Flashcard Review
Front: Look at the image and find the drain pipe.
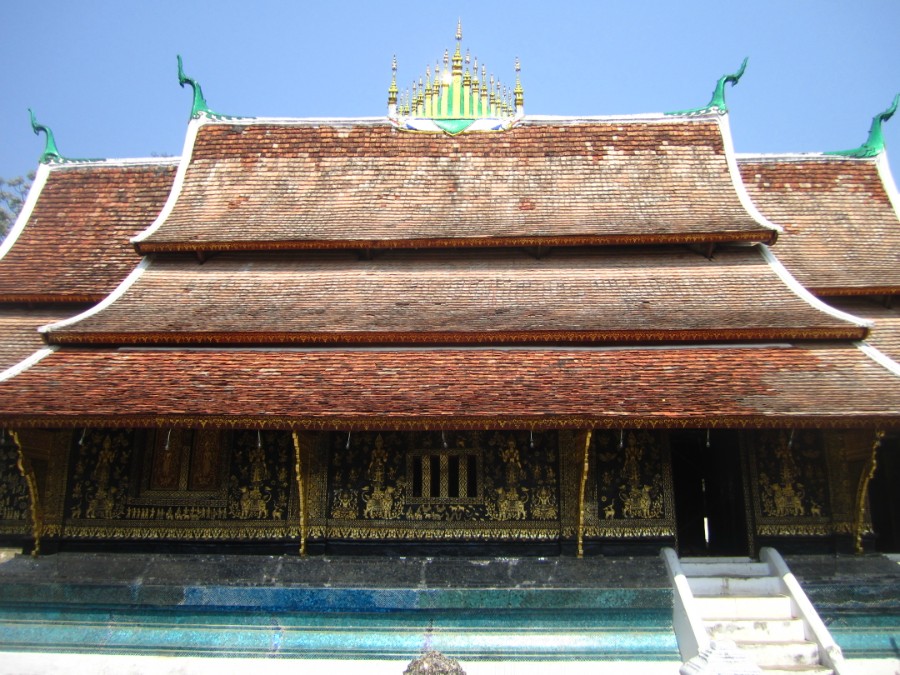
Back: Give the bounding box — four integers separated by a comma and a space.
760, 547, 847, 675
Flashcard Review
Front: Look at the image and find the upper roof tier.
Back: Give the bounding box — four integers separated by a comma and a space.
0, 160, 177, 303
739, 154, 900, 295
42, 245, 865, 346
133, 115, 778, 253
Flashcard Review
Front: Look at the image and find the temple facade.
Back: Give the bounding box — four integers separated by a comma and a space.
0, 30, 899, 560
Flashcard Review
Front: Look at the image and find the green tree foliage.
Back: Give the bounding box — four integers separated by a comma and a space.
0, 172, 35, 240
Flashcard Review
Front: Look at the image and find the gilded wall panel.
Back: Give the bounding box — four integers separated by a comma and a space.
0, 431, 28, 536
824, 430, 875, 537
584, 430, 676, 539
63, 429, 299, 541
747, 430, 832, 537
322, 431, 561, 540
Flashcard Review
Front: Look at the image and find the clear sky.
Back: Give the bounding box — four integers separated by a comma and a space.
2, 1, 899, 181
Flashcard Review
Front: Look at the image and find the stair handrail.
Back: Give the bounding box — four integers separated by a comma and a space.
661, 547, 710, 661
759, 547, 847, 675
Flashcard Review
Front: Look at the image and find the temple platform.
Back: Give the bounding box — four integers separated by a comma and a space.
0, 552, 896, 674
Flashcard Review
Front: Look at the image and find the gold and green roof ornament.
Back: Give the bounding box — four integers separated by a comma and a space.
826, 93, 899, 158
667, 57, 748, 116
388, 21, 524, 134
28, 109, 98, 164
177, 55, 241, 121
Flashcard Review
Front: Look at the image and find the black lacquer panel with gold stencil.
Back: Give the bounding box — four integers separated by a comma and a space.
585, 430, 676, 539
324, 431, 561, 541
747, 430, 831, 537
0, 431, 28, 536
62, 429, 298, 540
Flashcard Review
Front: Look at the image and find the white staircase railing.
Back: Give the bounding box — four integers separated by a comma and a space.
759, 547, 846, 674
662, 546, 848, 675
660, 547, 712, 661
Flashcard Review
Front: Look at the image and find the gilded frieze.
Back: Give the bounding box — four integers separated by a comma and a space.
63, 429, 298, 540
323, 431, 561, 540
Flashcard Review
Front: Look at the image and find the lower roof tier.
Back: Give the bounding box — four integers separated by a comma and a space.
1, 343, 898, 429
0, 308, 71, 373
43, 246, 865, 346
826, 297, 900, 363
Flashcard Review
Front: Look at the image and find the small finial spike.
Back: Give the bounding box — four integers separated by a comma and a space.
456, 18, 462, 41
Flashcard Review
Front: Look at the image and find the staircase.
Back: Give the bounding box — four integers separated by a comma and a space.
662, 547, 846, 675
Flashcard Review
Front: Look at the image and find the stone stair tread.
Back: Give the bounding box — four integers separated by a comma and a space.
705, 617, 806, 641
688, 575, 784, 596
679, 557, 756, 563
734, 638, 820, 667
758, 668, 832, 675
681, 561, 771, 577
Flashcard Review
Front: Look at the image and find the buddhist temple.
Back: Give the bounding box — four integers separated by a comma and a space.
0, 25, 898, 673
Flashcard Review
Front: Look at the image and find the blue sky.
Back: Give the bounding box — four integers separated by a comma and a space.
2, 1, 899, 181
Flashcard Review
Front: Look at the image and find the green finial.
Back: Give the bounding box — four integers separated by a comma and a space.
28, 109, 63, 163
177, 54, 213, 119
667, 57, 749, 116
827, 94, 900, 158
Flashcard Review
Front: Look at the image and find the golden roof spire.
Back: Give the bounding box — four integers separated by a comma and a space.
388, 22, 524, 132
514, 57, 524, 111
387, 55, 398, 106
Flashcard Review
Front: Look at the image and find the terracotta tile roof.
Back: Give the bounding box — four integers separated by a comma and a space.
0, 308, 68, 371
136, 118, 774, 252
739, 156, 900, 294
0, 161, 177, 303
0, 344, 897, 429
46, 246, 863, 345
826, 297, 900, 362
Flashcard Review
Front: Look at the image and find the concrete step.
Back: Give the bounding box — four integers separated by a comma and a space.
758, 668, 833, 675
689, 575, 783, 597
681, 561, 771, 577
693, 594, 794, 620
736, 640, 820, 668
680, 557, 756, 564
706, 617, 806, 642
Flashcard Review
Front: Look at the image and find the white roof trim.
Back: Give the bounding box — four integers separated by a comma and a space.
0, 346, 58, 383
38, 257, 151, 333
183, 112, 719, 127
856, 341, 900, 377
131, 118, 204, 244
735, 152, 871, 163
0, 163, 50, 262
876, 151, 900, 223
717, 115, 783, 234
759, 245, 872, 327
46, 156, 180, 169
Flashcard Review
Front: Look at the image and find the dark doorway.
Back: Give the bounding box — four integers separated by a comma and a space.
670, 430, 750, 556
869, 435, 900, 552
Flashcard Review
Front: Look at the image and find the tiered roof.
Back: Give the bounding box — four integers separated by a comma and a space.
0, 160, 177, 303
0, 41, 898, 429
0, 155, 176, 372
